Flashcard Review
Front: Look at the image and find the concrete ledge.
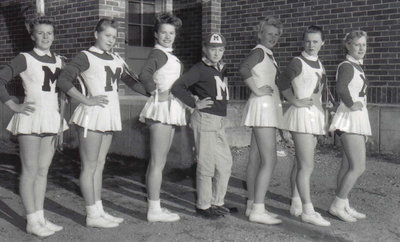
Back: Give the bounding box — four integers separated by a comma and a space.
1, 97, 400, 161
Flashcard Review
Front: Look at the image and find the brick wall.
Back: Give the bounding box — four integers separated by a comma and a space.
221, 0, 400, 103
99, 0, 126, 57
0, 0, 99, 61
173, 0, 203, 70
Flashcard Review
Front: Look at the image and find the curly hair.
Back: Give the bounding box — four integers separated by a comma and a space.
302, 25, 324, 41
95, 18, 118, 33
255, 16, 283, 37
28, 16, 55, 35
343, 30, 367, 46
154, 12, 182, 33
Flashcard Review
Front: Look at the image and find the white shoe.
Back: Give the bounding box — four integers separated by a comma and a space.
249, 211, 282, 225
245, 207, 251, 216
345, 206, 366, 219
26, 222, 55, 237
290, 204, 302, 217
301, 212, 331, 226
246, 208, 277, 218
102, 211, 124, 223
86, 216, 119, 228
43, 219, 63, 232
329, 206, 357, 222
147, 208, 180, 222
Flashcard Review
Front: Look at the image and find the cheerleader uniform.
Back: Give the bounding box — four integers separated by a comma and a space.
0, 48, 68, 135
139, 44, 186, 126
329, 55, 371, 136
57, 46, 145, 133
240, 44, 283, 128
278, 51, 326, 135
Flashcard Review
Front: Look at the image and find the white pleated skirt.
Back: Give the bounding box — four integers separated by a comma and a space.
139, 95, 186, 126
7, 104, 68, 135
241, 93, 283, 128
70, 92, 121, 132
329, 103, 371, 136
283, 104, 326, 135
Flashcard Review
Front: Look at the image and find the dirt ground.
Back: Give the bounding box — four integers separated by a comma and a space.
0, 139, 399, 242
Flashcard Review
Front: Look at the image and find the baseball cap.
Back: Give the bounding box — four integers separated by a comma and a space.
203, 33, 226, 47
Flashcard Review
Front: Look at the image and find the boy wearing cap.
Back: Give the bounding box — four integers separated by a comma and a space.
171, 33, 232, 219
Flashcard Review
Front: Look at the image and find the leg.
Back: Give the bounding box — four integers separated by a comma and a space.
292, 132, 330, 226
336, 134, 366, 199
91, 133, 124, 223
78, 128, 118, 228
247, 127, 282, 225
330, 133, 366, 221
252, 127, 278, 204
212, 129, 232, 207
18, 135, 54, 237
18, 135, 41, 215
336, 150, 349, 189
245, 132, 260, 215
34, 135, 64, 231
93, 133, 113, 202
146, 122, 179, 222
146, 123, 175, 200
291, 132, 315, 205
34, 136, 56, 213
78, 128, 103, 206
290, 154, 302, 217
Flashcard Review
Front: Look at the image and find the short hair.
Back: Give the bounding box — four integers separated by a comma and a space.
255, 16, 283, 36
28, 16, 55, 35
154, 12, 182, 33
303, 25, 324, 41
95, 18, 118, 33
343, 30, 368, 46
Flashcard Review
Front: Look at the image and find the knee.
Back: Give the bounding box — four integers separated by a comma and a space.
37, 166, 50, 178
149, 159, 166, 172
81, 161, 97, 174
351, 164, 366, 177
298, 162, 314, 174
21, 163, 38, 176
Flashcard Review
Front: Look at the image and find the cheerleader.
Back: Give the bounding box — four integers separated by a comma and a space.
278, 26, 330, 226
239, 16, 283, 225
138, 13, 185, 222
0, 17, 67, 237
328, 30, 369, 222
57, 18, 145, 228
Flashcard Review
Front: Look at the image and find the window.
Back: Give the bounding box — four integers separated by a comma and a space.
127, 0, 156, 47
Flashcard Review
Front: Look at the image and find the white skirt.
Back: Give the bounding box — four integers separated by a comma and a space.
241, 93, 283, 128
139, 95, 186, 126
70, 93, 121, 132
283, 104, 326, 135
7, 105, 68, 135
329, 103, 371, 136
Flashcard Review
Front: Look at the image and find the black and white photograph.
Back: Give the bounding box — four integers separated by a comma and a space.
0, 0, 399, 241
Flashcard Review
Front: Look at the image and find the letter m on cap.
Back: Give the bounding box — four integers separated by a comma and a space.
210, 34, 222, 44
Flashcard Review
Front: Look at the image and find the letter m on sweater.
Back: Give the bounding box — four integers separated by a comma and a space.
215, 76, 229, 100
104, 66, 122, 91
42, 66, 61, 92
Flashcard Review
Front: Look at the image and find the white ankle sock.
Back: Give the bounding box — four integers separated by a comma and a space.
86, 204, 100, 218
36, 210, 45, 223
303, 203, 315, 214
95, 200, 105, 214
148, 199, 161, 211
252, 203, 265, 214
344, 198, 351, 209
333, 196, 346, 209
27, 212, 37, 225
291, 197, 302, 206
246, 200, 253, 209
